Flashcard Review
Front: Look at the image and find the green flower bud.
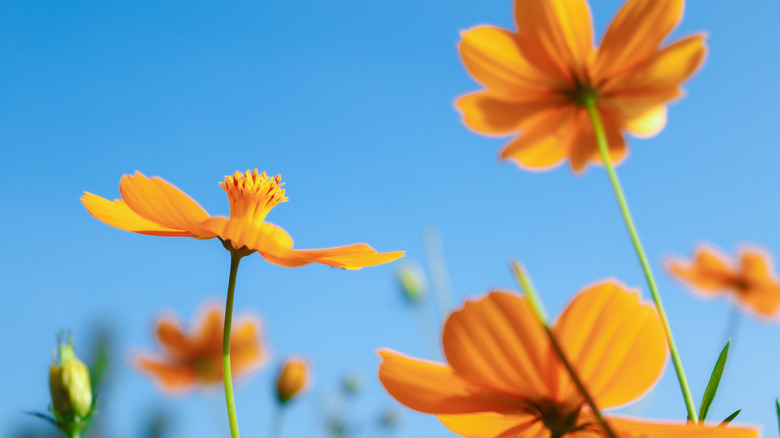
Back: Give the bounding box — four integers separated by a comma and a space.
398, 264, 426, 303
49, 339, 92, 420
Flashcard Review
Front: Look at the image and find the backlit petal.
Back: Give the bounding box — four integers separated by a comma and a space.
119, 172, 211, 231
608, 416, 759, 438
667, 246, 734, 292
155, 318, 193, 359
134, 356, 198, 393
194, 307, 224, 353
514, 0, 594, 83
739, 248, 775, 286
553, 281, 666, 409
438, 412, 541, 438
625, 105, 667, 139
601, 35, 707, 96
442, 291, 552, 400
499, 105, 574, 171
568, 109, 627, 173
81, 193, 196, 236
456, 92, 559, 136
595, 0, 683, 80
458, 26, 558, 94
230, 320, 266, 377
378, 349, 523, 414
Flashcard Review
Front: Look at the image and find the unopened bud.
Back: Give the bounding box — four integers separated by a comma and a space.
49, 338, 92, 420
276, 358, 310, 405
398, 264, 426, 303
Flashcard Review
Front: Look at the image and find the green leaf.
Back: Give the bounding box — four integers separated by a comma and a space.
719, 409, 741, 426
24, 411, 57, 426
89, 346, 109, 395
699, 340, 730, 421
776, 398, 780, 436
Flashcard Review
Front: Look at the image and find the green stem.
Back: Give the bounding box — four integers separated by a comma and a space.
584, 99, 698, 422
270, 405, 285, 438
511, 262, 618, 438
223, 251, 243, 438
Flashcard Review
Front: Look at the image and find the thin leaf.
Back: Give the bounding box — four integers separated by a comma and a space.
24, 411, 58, 426
776, 398, 780, 436
699, 340, 730, 421
719, 409, 741, 426
90, 346, 109, 393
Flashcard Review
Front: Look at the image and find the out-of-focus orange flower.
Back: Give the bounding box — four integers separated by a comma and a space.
667, 245, 780, 319
82, 170, 404, 269
135, 304, 266, 393
378, 281, 758, 438
457, 0, 707, 172
276, 357, 310, 404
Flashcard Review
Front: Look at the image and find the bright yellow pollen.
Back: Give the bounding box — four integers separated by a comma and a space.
221, 169, 288, 226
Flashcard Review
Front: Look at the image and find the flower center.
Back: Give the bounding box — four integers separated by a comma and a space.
532, 399, 587, 438
221, 169, 288, 227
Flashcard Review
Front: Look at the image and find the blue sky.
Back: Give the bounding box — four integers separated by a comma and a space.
2, 0, 780, 437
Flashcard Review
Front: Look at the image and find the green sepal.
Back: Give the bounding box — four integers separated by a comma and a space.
699, 340, 730, 421
719, 409, 741, 426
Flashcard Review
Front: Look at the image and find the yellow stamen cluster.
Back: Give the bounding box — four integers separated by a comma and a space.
221, 169, 288, 226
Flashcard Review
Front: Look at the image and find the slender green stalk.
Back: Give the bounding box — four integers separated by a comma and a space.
69, 431, 81, 438
584, 98, 698, 422
511, 262, 618, 438
270, 405, 285, 438
223, 251, 244, 438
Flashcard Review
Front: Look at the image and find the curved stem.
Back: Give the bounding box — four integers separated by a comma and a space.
223, 251, 243, 438
584, 99, 698, 422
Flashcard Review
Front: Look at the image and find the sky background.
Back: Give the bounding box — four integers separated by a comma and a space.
2, 0, 780, 437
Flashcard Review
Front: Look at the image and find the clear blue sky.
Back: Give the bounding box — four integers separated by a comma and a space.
2, 0, 780, 437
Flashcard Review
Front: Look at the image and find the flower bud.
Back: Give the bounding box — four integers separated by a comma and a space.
49, 339, 92, 420
276, 358, 309, 405
398, 264, 426, 303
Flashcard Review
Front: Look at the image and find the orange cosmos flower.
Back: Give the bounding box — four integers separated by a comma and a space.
667, 245, 780, 319
457, 0, 707, 172
135, 304, 266, 393
81, 170, 404, 269
378, 281, 758, 438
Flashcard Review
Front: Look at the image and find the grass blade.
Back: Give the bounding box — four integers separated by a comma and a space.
699, 340, 730, 421
719, 409, 741, 426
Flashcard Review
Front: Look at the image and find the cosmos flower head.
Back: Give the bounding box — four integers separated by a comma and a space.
456, 0, 707, 172
378, 281, 758, 437
134, 304, 266, 393
82, 169, 405, 269
667, 244, 780, 320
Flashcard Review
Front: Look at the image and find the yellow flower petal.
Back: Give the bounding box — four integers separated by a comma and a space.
438, 412, 541, 438
608, 416, 759, 438
458, 26, 558, 94
595, 0, 684, 80
155, 318, 193, 359
456, 92, 558, 136
553, 281, 667, 409
625, 105, 667, 139
377, 349, 522, 415
118, 172, 211, 232
568, 109, 627, 173
133, 357, 198, 393
81, 193, 195, 236
442, 291, 552, 400
499, 105, 574, 170
602, 35, 707, 96
513, 0, 594, 83
667, 246, 734, 293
